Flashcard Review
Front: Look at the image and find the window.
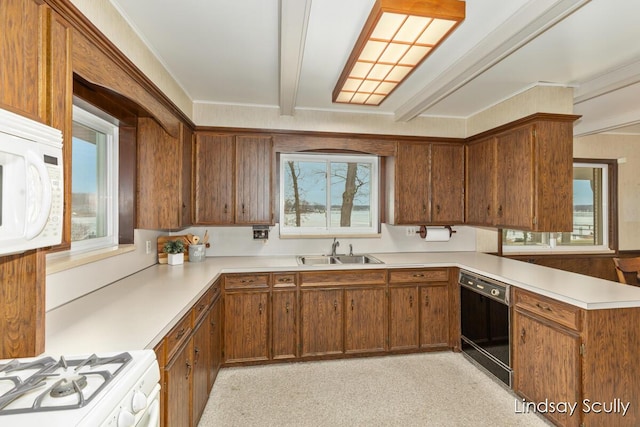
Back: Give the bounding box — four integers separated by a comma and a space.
502, 161, 613, 253
70, 104, 119, 252
279, 153, 379, 236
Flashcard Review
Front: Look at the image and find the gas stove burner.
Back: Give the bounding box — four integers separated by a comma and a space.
49, 375, 88, 398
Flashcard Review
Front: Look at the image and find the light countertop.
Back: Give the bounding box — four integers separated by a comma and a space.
44, 251, 640, 356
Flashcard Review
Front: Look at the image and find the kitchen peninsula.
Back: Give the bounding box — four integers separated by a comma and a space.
45, 251, 640, 427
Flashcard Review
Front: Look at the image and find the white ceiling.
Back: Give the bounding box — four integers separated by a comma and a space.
109, 0, 640, 136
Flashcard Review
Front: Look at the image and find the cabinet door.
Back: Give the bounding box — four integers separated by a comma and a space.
419, 284, 449, 348
235, 135, 273, 224
193, 133, 235, 224
208, 296, 222, 390
465, 137, 497, 225
224, 291, 269, 363
180, 124, 193, 227
394, 142, 430, 224
513, 310, 581, 427
495, 125, 535, 229
137, 117, 183, 229
0, 0, 46, 120
165, 339, 193, 427
430, 144, 465, 224
344, 288, 386, 353
272, 290, 298, 359
389, 286, 419, 351
301, 289, 343, 357
192, 315, 210, 425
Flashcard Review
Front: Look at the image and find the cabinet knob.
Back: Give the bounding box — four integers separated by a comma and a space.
520, 328, 526, 344
498, 205, 503, 217
224, 204, 228, 214
425, 295, 430, 306
436, 204, 441, 215
409, 295, 413, 307
422, 203, 427, 214
285, 302, 290, 313
351, 299, 355, 311
334, 300, 338, 311
258, 302, 263, 314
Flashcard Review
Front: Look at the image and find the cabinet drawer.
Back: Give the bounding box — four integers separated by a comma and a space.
514, 289, 582, 331
165, 313, 193, 361
389, 269, 449, 283
192, 286, 216, 326
225, 274, 270, 290
300, 270, 386, 287
273, 273, 297, 288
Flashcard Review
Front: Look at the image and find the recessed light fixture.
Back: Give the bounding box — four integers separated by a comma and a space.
333, 0, 465, 106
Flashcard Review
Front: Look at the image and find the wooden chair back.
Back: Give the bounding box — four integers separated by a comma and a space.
613, 257, 640, 285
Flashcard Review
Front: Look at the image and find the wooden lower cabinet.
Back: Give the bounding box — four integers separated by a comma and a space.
345, 288, 386, 353
388, 269, 451, 351
301, 289, 344, 357
165, 337, 193, 427
389, 286, 419, 350
158, 281, 220, 427
419, 285, 449, 348
272, 289, 298, 359
192, 310, 211, 424
512, 287, 640, 427
513, 309, 581, 427
208, 295, 223, 389
223, 290, 269, 363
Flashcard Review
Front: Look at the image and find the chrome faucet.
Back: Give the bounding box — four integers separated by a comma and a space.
331, 238, 340, 256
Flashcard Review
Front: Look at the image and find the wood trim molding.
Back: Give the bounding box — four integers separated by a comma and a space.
467, 113, 581, 142
44, 0, 193, 134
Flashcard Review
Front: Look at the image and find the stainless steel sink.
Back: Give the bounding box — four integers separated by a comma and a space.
296, 255, 340, 265
296, 254, 383, 265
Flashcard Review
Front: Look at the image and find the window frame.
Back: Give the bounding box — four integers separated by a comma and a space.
502, 159, 617, 254
279, 152, 380, 237
69, 104, 119, 253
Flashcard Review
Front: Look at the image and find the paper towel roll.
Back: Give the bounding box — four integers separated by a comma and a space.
423, 228, 451, 242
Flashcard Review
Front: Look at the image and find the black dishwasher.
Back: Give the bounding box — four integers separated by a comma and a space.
459, 270, 512, 387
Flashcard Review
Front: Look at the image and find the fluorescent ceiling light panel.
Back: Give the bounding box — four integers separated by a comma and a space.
333, 0, 465, 106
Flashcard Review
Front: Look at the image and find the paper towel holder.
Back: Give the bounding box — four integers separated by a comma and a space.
419, 225, 456, 239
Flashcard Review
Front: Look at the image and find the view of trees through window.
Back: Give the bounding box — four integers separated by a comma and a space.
281, 154, 378, 234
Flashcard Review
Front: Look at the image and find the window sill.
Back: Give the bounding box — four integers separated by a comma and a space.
46, 244, 136, 274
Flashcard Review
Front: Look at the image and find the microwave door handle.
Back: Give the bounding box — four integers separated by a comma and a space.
24, 150, 52, 240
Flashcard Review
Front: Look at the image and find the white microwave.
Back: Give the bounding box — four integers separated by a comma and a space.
0, 108, 64, 256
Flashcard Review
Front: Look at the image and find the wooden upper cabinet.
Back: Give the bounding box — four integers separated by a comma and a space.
235, 135, 273, 224
0, 0, 45, 120
495, 125, 535, 230
391, 141, 464, 225
137, 118, 191, 230
193, 133, 235, 224
430, 144, 465, 224
394, 142, 431, 224
465, 114, 578, 231
465, 137, 496, 225
193, 133, 273, 225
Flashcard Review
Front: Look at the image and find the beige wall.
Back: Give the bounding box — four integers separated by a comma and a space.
574, 133, 640, 251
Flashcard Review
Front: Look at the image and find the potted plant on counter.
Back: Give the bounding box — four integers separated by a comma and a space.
163, 239, 185, 265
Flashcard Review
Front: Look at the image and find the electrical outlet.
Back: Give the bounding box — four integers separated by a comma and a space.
145, 240, 152, 254
405, 227, 415, 237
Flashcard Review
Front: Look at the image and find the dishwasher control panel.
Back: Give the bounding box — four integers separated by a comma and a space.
458, 270, 509, 304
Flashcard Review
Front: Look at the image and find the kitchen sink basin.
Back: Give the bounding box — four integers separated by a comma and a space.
297, 255, 340, 265
296, 254, 383, 265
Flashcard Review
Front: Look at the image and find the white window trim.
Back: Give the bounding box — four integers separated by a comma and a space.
502, 162, 611, 254
70, 105, 119, 254
279, 153, 380, 237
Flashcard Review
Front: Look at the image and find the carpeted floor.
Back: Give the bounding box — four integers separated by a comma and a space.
198, 352, 551, 427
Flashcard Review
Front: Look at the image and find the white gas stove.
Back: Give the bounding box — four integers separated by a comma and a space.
0, 350, 160, 426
